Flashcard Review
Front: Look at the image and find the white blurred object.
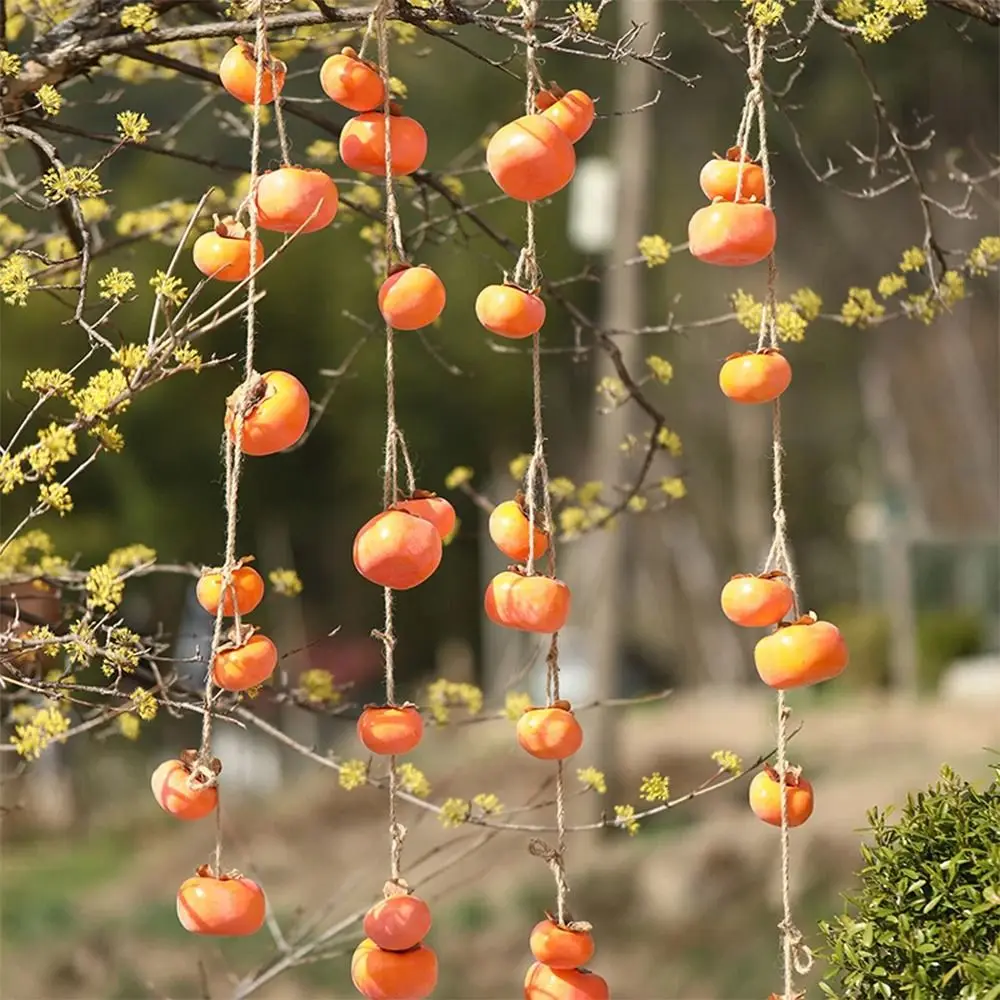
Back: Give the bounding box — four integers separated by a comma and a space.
568, 158, 619, 254
214, 727, 283, 794
527, 627, 594, 705
940, 654, 1000, 701
846, 500, 887, 542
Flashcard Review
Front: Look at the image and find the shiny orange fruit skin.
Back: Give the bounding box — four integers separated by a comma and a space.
339, 112, 428, 176
529, 919, 595, 969
211, 633, 278, 692
357, 706, 424, 756
516, 706, 583, 761
351, 938, 438, 1000
754, 619, 848, 689
719, 351, 792, 404
353, 510, 443, 590
486, 115, 576, 202
150, 759, 218, 820
524, 961, 610, 1000
475, 285, 546, 339
485, 571, 570, 633
392, 495, 456, 540
378, 266, 446, 331
196, 565, 265, 617
363, 894, 432, 952
320, 50, 385, 112
254, 167, 339, 234
540, 89, 595, 144
688, 200, 776, 266
177, 874, 266, 936
749, 768, 814, 827
219, 43, 285, 105
720, 574, 793, 627
225, 370, 310, 456
699, 155, 766, 203
488, 500, 549, 563
192, 229, 264, 283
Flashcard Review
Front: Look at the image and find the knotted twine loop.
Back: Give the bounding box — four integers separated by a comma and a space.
736, 23, 812, 999
515, 0, 570, 929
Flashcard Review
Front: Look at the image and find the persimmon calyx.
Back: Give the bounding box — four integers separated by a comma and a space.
209, 214, 251, 240
179, 749, 223, 777
723, 145, 756, 163
218, 622, 259, 652
404, 488, 439, 501
194, 863, 246, 880
387, 100, 404, 117
542, 909, 592, 932
760, 569, 788, 580
226, 371, 269, 420
361, 700, 420, 712
199, 554, 256, 576
762, 761, 803, 786
382, 878, 413, 899
234, 36, 285, 73
774, 612, 818, 630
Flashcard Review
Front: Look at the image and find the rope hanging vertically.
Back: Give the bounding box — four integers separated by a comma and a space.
736, 25, 814, 1000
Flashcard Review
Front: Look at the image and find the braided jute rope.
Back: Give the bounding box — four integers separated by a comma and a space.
736, 24, 814, 998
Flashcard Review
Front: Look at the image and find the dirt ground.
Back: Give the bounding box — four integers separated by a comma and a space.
2, 690, 997, 1000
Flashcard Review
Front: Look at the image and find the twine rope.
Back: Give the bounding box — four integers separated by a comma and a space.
737, 25, 813, 998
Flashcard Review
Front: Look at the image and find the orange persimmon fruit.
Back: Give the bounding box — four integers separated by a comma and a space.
177, 866, 266, 936
688, 198, 776, 266
529, 917, 595, 969
211, 629, 278, 692
720, 571, 793, 628
392, 491, 456, 541
475, 284, 546, 339
539, 87, 595, 144
150, 755, 218, 821
488, 498, 549, 563
754, 616, 848, 689
524, 962, 610, 1000
193, 216, 264, 283
749, 763, 814, 827
486, 114, 576, 202
719, 349, 792, 404
254, 166, 339, 234
378, 265, 446, 331
351, 937, 438, 1000
219, 38, 285, 105
339, 104, 427, 176
516, 702, 583, 761
225, 370, 310, 456
699, 146, 766, 203
485, 570, 570, 634
196, 561, 265, 617
320, 46, 385, 112
353, 510, 442, 590
357, 705, 424, 756
364, 891, 432, 952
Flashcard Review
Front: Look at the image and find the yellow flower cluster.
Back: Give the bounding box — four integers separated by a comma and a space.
10, 704, 71, 759
426, 679, 484, 724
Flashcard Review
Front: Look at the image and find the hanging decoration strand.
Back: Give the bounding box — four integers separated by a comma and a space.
739, 24, 814, 1000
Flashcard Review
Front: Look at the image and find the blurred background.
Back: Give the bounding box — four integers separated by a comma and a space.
1, 1, 998, 997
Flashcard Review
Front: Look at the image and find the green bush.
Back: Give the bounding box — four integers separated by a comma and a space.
819, 761, 1000, 999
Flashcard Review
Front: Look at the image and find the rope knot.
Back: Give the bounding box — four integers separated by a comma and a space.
778, 918, 815, 975
180, 749, 222, 792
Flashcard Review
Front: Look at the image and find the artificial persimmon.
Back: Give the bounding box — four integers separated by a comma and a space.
351, 937, 438, 1000
719, 349, 792, 404
516, 702, 583, 761
720, 572, 793, 628
485, 570, 570, 633
196, 561, 265, 617
529, 917, 595, 969
378, 265, 446, 331
357, 705, 424, 756
353, 510, 442, 590
320, 46, 385, 112
699, 146, 766, 203
486, 114, 576, 202
392, 491, 456, 540
749, 763, 814, 827
754, 616, 848, 689
339, 105, 427, 176
193, 216, 264, 283
219, 38, 285, 105
177, 866, 266, 936
254, 166, 339, 234
225, 370, 310, 456
364, 891, 432, 952
539, 87, 595, 144
150, 755, 218, 821
524, 962, 609, 1000
688, 198, 776, 266
475, 284, 546, 339
488, 498, 549, 563
211, 629, 278, 692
